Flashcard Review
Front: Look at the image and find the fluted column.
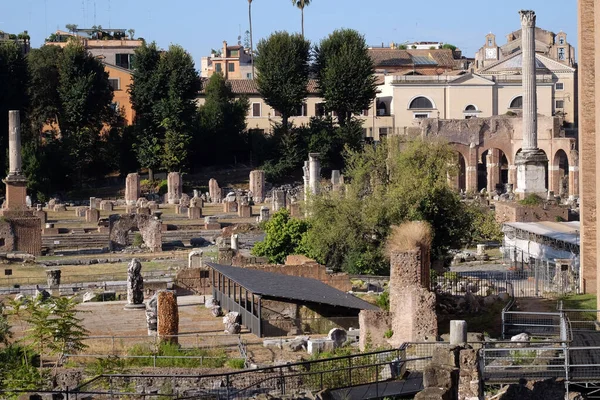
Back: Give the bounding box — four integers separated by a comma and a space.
520, 10, 538, 151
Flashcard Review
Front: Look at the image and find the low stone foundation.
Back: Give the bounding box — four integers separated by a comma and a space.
494, 201, 569, 223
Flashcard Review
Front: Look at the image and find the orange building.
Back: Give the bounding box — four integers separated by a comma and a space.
103, 63, 135, 125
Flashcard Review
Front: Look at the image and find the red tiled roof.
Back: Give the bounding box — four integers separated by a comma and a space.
199, 78, 320, 95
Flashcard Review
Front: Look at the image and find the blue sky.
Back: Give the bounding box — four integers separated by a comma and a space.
3, 0, 577, 71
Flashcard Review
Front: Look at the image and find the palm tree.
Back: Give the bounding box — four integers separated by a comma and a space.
292, 0, 311, 38
248, 0, 255, 78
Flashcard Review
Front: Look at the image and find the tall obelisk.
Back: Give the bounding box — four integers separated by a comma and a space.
3, 110, 28, 210
514, 10, 548, 198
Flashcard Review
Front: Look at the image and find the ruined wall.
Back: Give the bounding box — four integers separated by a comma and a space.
157, 291, 179, 344
494, 202, 569, 223
109, 214, 162, 252
388, 249, 438, 347
0, 219, 15, 253
358, 310, 392, 351
174, 268, 212, 295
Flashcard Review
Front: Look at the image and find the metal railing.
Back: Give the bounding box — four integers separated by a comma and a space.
73, 346, 430, 398
501, 311, 563, 339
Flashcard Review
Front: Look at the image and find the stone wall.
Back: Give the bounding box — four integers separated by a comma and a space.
388, 249, 437, 347
494, 202, 569, 223
0, 219, 15, 253
109, 214, 162, 252
174, 268, 212, 295
358, 310, 392, 351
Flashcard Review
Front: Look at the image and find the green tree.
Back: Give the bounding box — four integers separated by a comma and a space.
314, 29, 377, 127
155, 45, 200, 171
197, 73, 249, 165
252, 208, 310, 263
130, 41, 163, 181
65, 24, 78, 33
302, 137, 470, 273
442, 43, 457, 51
255, 31, 310, 128
292, 0, 312, 38
0, 41, 28, 177
464, 202, 503, 245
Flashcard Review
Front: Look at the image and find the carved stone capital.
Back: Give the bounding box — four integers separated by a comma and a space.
519, 10, 536, 27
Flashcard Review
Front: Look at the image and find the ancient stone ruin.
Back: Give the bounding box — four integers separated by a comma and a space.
125, 259, 145, 310
157, 291, 179, 344
167, 172, 182, 205
209, 178, 222, 203
125, 173, 140, 206
249, 170, 266, 203
108, 214, 162, 252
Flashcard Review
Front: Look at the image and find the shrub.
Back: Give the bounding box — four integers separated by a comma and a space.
132, 233, 144, 247
157, 180, 168, 196
384, 329, 394, 339
376, 291, 390, 311
518, 194, 543, 206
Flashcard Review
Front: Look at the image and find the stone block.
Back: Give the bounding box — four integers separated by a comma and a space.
205, 222, 221, 230
188, 206, 202, 220
99, 200, 113, 212
414, 387, 454, 400
85, 208, 100, 223
307, 339, 335, 354
35, 210, 47, 225
97, 226, 110, 234
53, 204, 66, 212
238, 205, 251, 218
125, 205, 136, 214
42, 228, 59, 235
125, 173, 140, 205
223, 201, 238, 213
423, 364, 458, 390
432, 345, 460, 368
147, 201, 159, 211
75, 207, 87, 218
289, 203, 301, 218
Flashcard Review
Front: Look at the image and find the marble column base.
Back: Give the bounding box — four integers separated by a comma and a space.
515, 149, 548, 198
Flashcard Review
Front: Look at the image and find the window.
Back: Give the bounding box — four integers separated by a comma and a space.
315, 103, 326, 117
273, 109, 281, 117
408, 96, 434, 109
252, 103, 261, 117
115, 53, 134, 70
558, 48, 565, 60
559, 37, 565, 45
108, 78, 120, 91
110, 102, 120, 113
509, 96, 523, 109
464, 104, 477, 111
362, 109, 369, 117
230, 50, 239, 57
555, 100, 565, 109
379, 127, 389, 137
488, 38, 493, 46
292, 103, 307, 117
377, 101, 388, 116
200, 270, 210, 279
556, 82, 564, 91
414, 113, 430, 119
246, 73, 252, 79
228, 63, 235, 72
215, 63, 222, 73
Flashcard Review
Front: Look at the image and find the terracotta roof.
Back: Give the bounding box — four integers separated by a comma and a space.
368, 48, 458, 69
199, 78, 320, 95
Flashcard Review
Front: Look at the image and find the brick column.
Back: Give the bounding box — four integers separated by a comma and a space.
549, 164, 560, 194
466, 145, 478, 193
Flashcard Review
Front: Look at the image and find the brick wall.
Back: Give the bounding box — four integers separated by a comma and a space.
494, 202, 569, 224
9, 217, 42, 256
579, 0, 597, 295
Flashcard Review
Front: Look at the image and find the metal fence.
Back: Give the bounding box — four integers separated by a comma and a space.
262, 316, 360, 337
70, 346, 430, 399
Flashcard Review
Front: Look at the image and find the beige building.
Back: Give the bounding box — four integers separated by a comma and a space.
196, 78, 395, 138
475, 27, 575, 71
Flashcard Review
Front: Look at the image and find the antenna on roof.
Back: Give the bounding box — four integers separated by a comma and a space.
238, 35, 242, 46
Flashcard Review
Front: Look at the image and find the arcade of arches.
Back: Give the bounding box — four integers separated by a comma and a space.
417, 115, 578, 198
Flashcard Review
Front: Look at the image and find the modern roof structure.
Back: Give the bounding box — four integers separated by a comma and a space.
207, 262, 379, 311
199, 79, 320, 96
504, 221, 580, 247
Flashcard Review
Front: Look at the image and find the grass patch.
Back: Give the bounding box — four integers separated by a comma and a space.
126, 342, 228, 368
560, 294, 597, 310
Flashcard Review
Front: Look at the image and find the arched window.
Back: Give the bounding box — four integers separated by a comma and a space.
409, 96, 434, 109
509, 96, 523, 109
464, 104, 477, 112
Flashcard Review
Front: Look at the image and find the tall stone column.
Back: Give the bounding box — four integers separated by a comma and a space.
514, 10, 548, 198
465, 144, 478, 193
167, 172, 182, 205
249, 170, 265, 203
302, 161, 310, 200
308, 153, 321, 195
125, 173, 140, 206
4, 111, 28, 210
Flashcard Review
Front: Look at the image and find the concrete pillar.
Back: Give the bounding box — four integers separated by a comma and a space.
450, 320, 467, 346
309, 153, 321, 195
8, 111, 22, 176
125, 173, 140, 206
515, 10, 548, 198
249, 170, 265, 203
